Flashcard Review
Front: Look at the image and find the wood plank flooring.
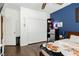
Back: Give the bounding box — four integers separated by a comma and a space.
4, 42, 46, 56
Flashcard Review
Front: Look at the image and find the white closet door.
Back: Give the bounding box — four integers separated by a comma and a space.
25, 17, 47, 44
20, 7, 48, 46
40, 19, 47, 42
29, 18, 41, 44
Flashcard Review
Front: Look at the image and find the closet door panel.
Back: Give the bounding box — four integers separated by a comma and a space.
28, 18, 41, 44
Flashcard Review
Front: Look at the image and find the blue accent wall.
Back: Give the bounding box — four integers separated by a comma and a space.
50, 3, 79, 35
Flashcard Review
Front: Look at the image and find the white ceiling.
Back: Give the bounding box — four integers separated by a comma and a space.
4, 3, 71, 14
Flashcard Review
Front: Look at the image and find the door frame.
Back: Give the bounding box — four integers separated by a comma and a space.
1, 15, 3, 44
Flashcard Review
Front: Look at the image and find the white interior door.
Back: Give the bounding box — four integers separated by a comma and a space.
5, 17, 16, 45
4, 8, 16, 45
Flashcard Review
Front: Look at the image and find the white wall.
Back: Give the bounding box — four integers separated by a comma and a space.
20, 7, 49, 46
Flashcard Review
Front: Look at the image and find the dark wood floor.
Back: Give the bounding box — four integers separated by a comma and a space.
4, 42, 45, 56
